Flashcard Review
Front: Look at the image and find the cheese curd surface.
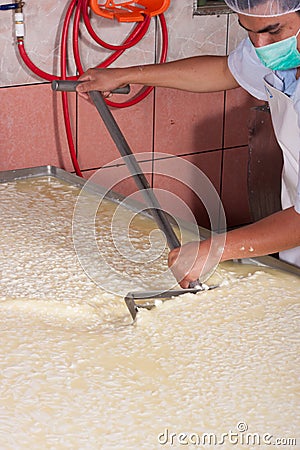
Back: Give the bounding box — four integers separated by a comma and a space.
0, 177, 299, 450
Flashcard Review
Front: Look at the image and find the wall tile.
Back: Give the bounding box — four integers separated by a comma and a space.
0, 0, 69, 86
228, 13, 247, 54
78, 14, 157, 69
248, 106, 282, 222
152, 152, 222, 230
154, 87, 224, 155
0, 84, 74, 172
82, 160, 153, 205
77, 87, 154, 170
221, 146, 251, 228
166, 3, 228, 60
224, 87, 265, 148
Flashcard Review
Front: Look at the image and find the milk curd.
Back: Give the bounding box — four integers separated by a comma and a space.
0, 177, 299, 450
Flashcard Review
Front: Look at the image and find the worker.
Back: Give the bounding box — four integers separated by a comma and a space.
77, 0, 300, 287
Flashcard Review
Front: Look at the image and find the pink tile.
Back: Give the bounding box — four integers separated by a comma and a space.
0, 84, 75, 172
224, 87, 265, 148
221, 146, 251, 227
154, 87, 224, 155
82, 159, 153, 205
153, 152, 222, 230
77, 86, 154, 170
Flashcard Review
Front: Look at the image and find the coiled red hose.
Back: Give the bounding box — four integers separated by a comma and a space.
17, 0, 169, 176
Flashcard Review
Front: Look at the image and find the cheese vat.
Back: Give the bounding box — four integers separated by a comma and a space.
0, 166, 299, 449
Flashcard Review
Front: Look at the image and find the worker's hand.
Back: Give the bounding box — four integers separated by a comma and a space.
76, 68, 128, 101
168, 239, 215, 289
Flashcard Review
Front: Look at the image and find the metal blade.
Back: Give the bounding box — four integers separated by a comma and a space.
125, 285, 218, 321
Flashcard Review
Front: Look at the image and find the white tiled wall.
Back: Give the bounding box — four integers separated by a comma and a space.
228, 13, 247, 53
0, 0, 244, 87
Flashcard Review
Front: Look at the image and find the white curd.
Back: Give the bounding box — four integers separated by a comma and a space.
0, 177, 299, 450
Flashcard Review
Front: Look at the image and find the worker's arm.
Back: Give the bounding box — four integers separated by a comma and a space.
76, 56, 239, 99
168, 207, 300, 288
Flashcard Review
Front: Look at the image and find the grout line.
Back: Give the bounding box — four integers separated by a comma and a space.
152, 91, 156, 188
76, 90, 79, 159
151, 16, 159, 188
218, 13, 231, 232
0, 81, 51, 89
80, 145, 249, 173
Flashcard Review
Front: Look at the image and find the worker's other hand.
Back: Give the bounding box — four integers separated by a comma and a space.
168, 239, 214, 289
76, 68, 127, 101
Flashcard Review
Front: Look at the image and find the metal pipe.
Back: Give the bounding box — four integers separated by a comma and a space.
51, 80, 130, 95
89, 89, 182, 251
52, 80, 203, 290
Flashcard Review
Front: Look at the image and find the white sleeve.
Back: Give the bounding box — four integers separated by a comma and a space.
228, 37, 271, 101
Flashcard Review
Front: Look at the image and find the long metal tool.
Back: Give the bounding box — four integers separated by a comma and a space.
51, 80, 131, 95
52, 80, 213, 320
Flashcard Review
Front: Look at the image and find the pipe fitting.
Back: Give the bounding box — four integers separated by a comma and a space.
15, 3, 25, 40
15, 0, 24, 13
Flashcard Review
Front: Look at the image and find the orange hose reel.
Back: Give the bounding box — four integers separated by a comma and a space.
89, 0, 170, 22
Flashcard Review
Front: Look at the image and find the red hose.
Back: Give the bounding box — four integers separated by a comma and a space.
73, 0, 84, 75
73, 2, 151, 75
106, 14, 168, 108
17, 39, 77, 82
17, 0, 169, 176
18, 41, 58, 82
60, 0, 83, 177
82, 1, 149, 51
17, 0, 78, 82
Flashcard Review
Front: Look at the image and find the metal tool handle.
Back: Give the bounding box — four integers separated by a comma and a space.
89, 91, 203, 290
51, 80, 130, 95
88, 90, 181, 251
51, 80, 203, 289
